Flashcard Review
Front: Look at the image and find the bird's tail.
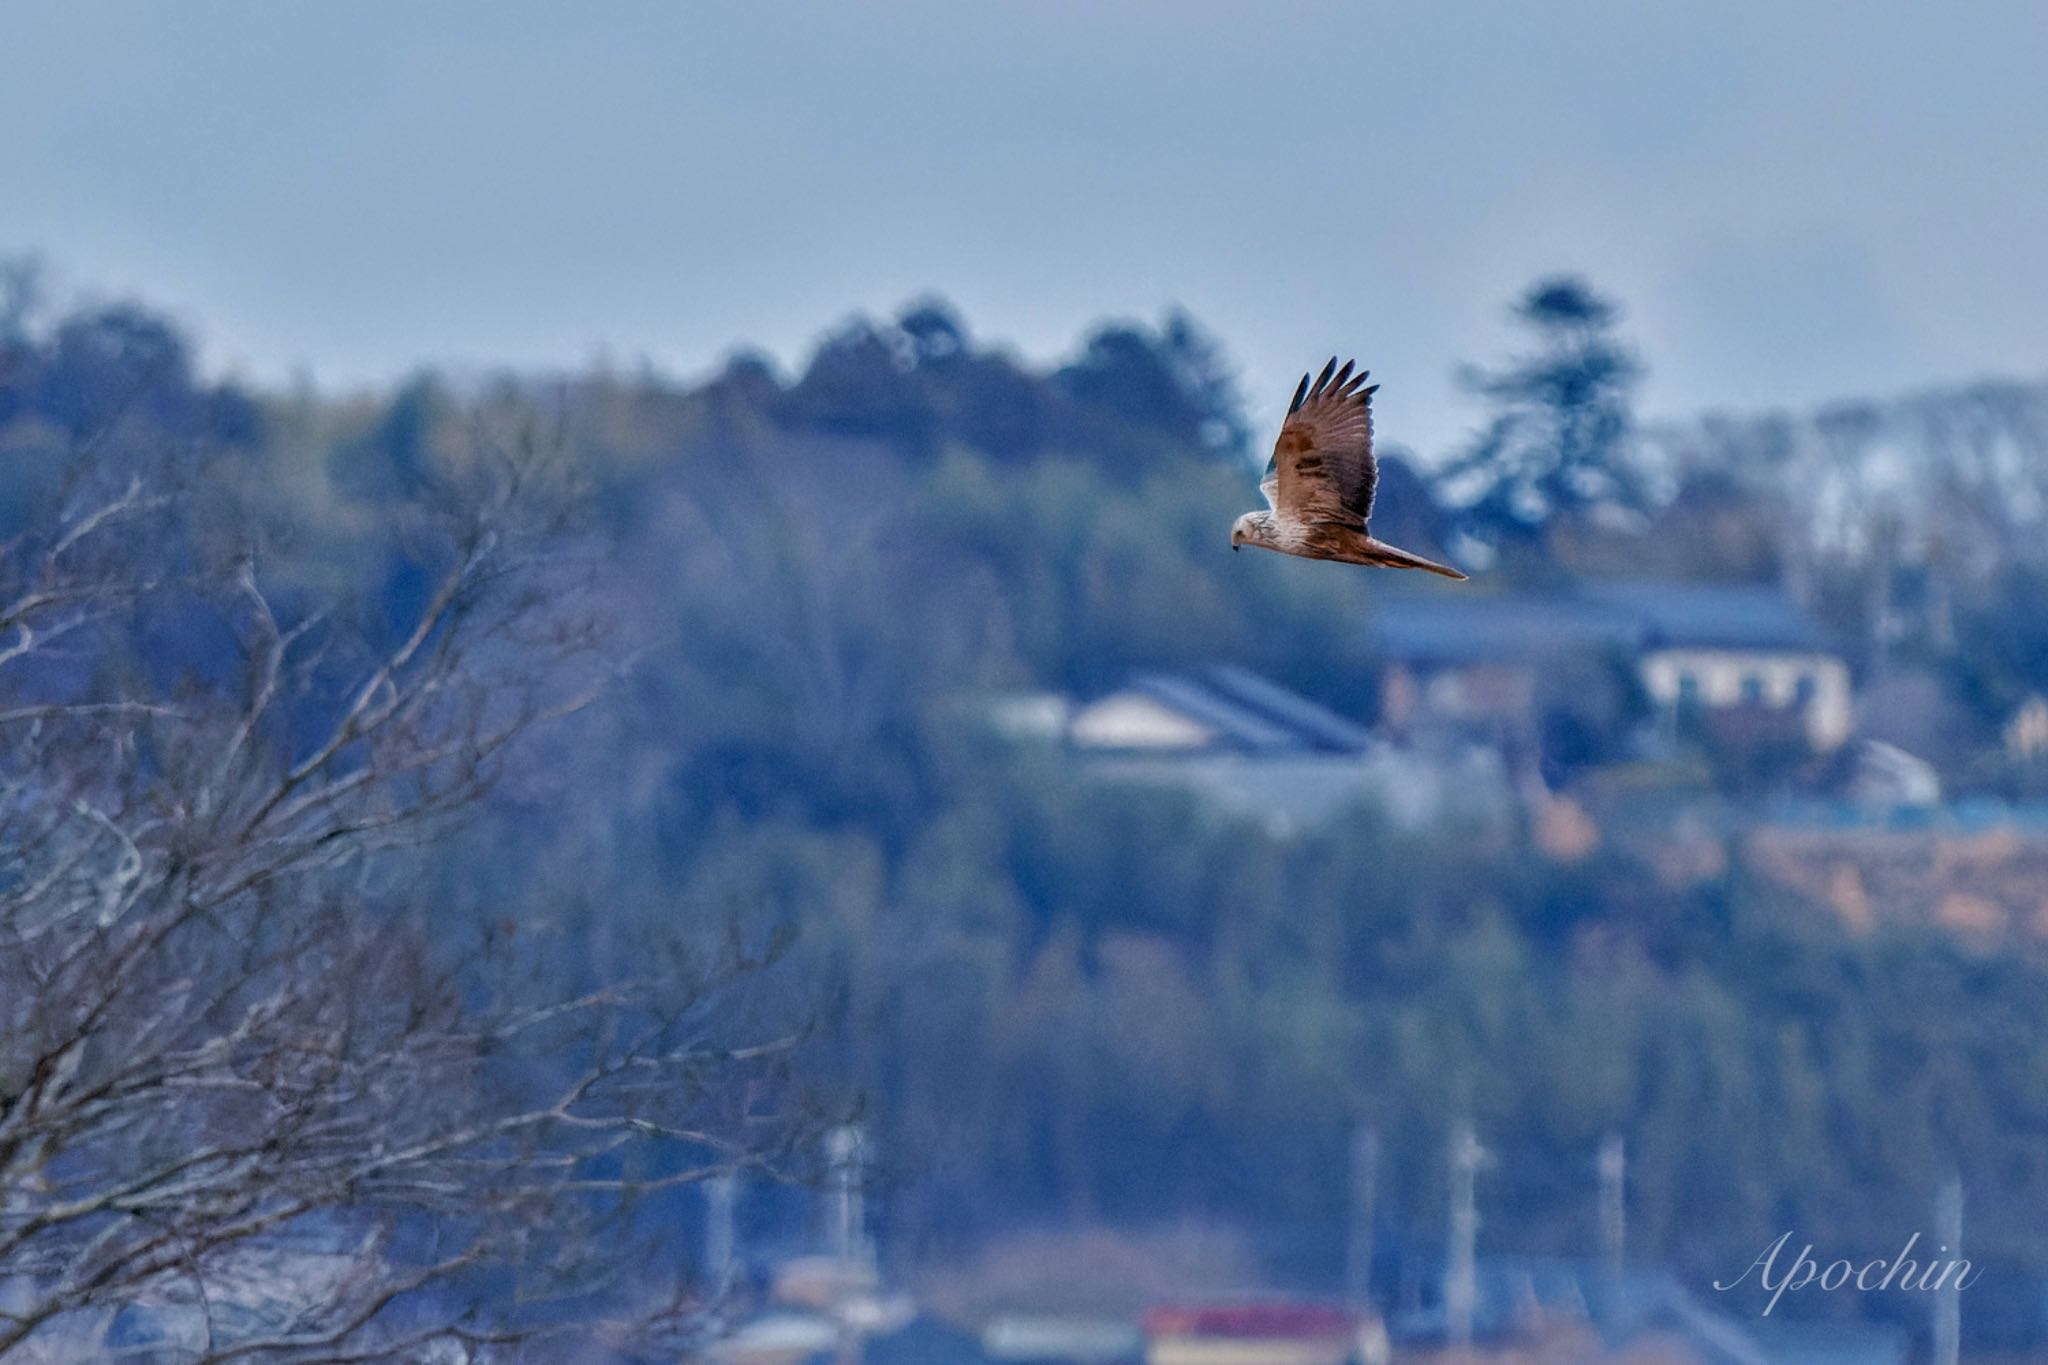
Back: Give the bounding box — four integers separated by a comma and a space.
1361, 537, 1468, 580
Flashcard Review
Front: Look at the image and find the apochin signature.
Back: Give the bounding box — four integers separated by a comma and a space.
1715, 1232, 1982, 1315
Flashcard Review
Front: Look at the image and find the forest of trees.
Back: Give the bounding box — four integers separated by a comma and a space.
8, 264, 2048, 1353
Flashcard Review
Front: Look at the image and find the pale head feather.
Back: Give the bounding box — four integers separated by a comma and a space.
1230, 511, 1274, 549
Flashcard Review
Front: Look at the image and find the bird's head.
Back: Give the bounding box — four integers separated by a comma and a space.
1229, 511, 1263, 551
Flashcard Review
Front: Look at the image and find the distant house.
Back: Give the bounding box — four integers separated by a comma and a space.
15, 1229, 396, 1363
1066, 665, 1374, 756
1143, 1302, 1385, 1365
712, 1310, 841, 1365
982, 1313, 1141, 1364
1840, 738, 1942, 809
2007, 694, 2048, 760
1390, 1258, 1906, 1365
1059, 665, 1511, 834
862, 1314, 996, 1365
1373, 582, 1852, 751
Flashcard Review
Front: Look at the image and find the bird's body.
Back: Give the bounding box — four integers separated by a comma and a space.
1231, 357, 1466, 580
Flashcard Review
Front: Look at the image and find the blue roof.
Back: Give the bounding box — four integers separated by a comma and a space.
1393, 1258, 1774, 1365
1198, 664, 1374, 753
1119, 667, 1372, 755
1586, 582, 1826, 651
1372, 582, 1828, 664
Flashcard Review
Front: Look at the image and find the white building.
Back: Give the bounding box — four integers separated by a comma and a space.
1637, 647, 1851, 749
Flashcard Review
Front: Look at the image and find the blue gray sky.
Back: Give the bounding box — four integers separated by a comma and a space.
5, 1, 2044, 457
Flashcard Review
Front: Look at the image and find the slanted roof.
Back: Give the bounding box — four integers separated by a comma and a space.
865, 1314, 995, 1365
1107, 668, 1370, 755
1582, 1268, 1772, 1365
1196, 665, 1374, 753
1372, 582, 1829, 665
1391, 1258, 1771, 1365
1371, 592, 1631, 666
1747, 1320, 1910, 1365
1120, 673, 1300, 752
982, 1314, 1141, 1363
1585, 583, 1824, 652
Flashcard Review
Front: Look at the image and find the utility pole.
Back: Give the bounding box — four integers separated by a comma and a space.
1446, 1121, 1488, 1350
703, 1171, 738, 1303
1933, 1172, 1963, 1365
1347, 1123, 1380, 1313
826, 1123, 870, 1273
1597, 1133, 1626, 1283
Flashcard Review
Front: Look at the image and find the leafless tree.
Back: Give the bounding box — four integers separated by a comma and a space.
0, 433, 810, 1361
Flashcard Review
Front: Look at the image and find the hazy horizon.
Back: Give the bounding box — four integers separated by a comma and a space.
6, 1, 2046, 457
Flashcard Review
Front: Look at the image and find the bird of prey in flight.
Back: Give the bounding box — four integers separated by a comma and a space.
1230, 358, 1466, 579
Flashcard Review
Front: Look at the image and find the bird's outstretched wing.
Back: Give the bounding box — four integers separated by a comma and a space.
1260, 357, 1378, 526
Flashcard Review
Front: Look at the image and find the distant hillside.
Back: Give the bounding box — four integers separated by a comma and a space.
1648, 372, 2048, 576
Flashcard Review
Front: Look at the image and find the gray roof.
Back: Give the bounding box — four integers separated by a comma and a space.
1392, 1256, 1907, 1365
1587, 583, 1829, 652
1120, 666, 1372, 755
1747, 1320, 1910, 1365
1199, 664, 1376, 752
1392, 1259, 1769, 1365
1371, 582, 1829, 665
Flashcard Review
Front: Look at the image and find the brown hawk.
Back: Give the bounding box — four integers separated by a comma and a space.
1230, 357, 1466, 579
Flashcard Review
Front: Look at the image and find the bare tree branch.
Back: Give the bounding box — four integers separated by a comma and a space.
0, 429, 814, 1361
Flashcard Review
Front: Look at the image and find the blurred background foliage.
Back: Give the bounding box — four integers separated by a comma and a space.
9, 260, 2048, 1303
